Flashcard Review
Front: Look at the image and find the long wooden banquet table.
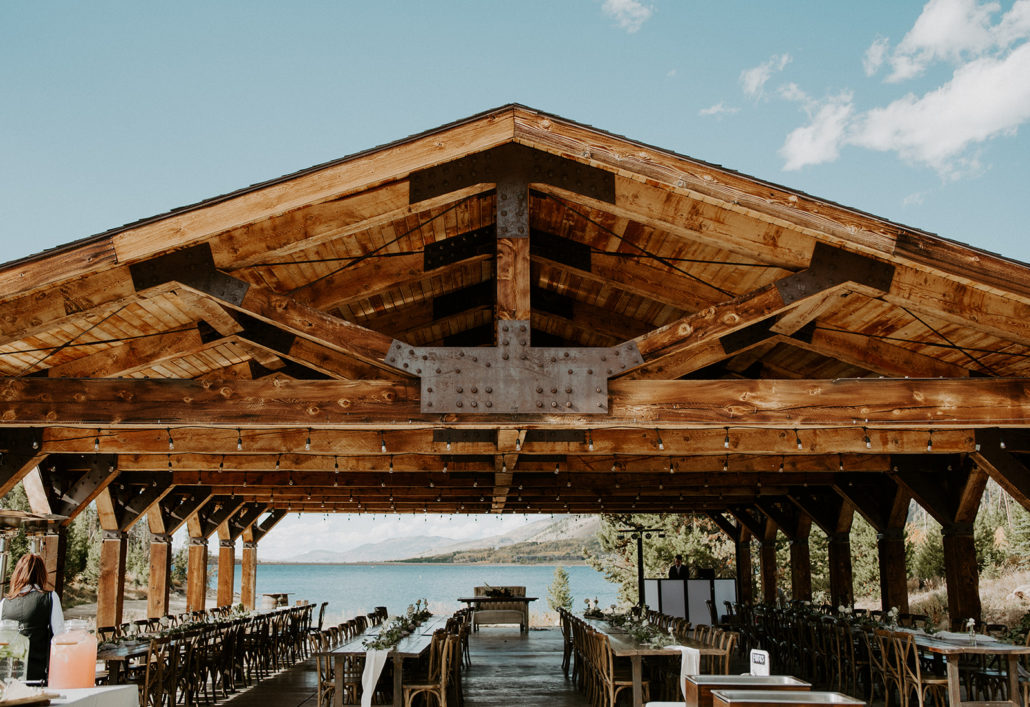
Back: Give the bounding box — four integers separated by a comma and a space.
902, 629, 1030, 706
582, 616, 723, 707
328, 615, 449, 707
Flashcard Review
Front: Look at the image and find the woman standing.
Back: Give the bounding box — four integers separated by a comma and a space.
0, 553, 65, 680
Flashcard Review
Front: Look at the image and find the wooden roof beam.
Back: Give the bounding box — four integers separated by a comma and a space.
148, 486, 213, 536
5, 376, 1030, 428
128, 244, 406, 375
972, 428, 1030, 510
626, 243, 894, 378
0, 428, 45, 498
892, 454, 987, 526
23, 454, 119, 525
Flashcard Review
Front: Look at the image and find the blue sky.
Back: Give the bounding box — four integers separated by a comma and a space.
3, 1, 1030, 555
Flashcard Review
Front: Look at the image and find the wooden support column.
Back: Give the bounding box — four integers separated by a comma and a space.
238, 510, 286, 610
756, 498, 812, 602
790, 487, 855, 608
97, 530, 127, 627
37, 530, 67, 598
941, 523, 980, 624
835, 472, 910, 612
894, 455, 987, 623
146, 486, 212, 618
760, 533, 778, 604
736, 529, 753, 605
185, 495, 246, 612
708, 512, 753, 605
148, 533, 173, 619
877, 529, 909, 613
827, 533, 855, 609
241, 536, 258, 611
790, 535, 812, 602
186, 537, 208, 612
216, 539, 235, 608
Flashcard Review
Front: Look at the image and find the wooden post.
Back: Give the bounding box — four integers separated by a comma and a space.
828, 532, 854, 608
216, 539, 236, 607
96, 530, 127, 627
37, 530, 66, 598
147, 533, 172, 619
735, 530, 753, 605
241, 537, 258, 611
186, 538, 208, 612
760, 534, 778, 604
877, 528, 909, 613
942, 524, 981, 623
789, 537, 812, 602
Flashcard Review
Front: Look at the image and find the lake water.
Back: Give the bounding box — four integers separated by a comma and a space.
229, 563, 619, 625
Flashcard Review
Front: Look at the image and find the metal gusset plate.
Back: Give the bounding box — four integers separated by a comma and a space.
388, 321, 643, 415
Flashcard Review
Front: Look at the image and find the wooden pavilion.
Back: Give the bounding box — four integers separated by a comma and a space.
1, 104, 1029, 629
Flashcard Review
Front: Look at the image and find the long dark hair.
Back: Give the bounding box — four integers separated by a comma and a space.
5, 553, 49, 599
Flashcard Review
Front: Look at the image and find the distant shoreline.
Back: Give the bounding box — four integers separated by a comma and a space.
248, 560, 591, 567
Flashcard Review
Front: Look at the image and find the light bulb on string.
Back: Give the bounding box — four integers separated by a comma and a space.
863, 427, 872, 450
237, 429, 243, 451
656, 429, 664, 451
723, 427, 730, 449
94, 432, 100, 452
586, 430, 594, 452
305, 429, 312, 451
926, 430, 933, 452
795, 430, 802, 450
380, 432, 387, 454
167, 428, 174, 451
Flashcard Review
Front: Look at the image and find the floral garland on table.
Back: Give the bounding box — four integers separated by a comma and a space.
590, 604, 674, 649
362, 599, 432, 651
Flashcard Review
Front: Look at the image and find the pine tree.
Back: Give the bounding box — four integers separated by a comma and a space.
547, 565, 573, 612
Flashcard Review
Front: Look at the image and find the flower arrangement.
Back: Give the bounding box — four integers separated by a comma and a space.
481, 583, 513, 598
362, 599, 432, 650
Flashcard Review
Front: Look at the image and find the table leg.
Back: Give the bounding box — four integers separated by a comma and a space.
946, 657, 964, 706
393, 654, 403, 707
106, 660, 122, 685
632, 655, 643, 707
1008, 655, 1021, 707
333, 655, 343, 707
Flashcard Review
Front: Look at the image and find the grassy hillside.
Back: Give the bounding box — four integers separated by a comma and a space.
396, 536, 602, 564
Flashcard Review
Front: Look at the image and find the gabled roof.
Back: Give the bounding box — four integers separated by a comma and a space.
1, 104, 1029, 518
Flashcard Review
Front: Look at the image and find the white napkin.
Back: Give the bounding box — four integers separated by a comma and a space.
667, 645, 700, 698
361, 648, 390, 707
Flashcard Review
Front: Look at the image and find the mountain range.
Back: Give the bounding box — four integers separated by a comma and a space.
280, 515, 600, 564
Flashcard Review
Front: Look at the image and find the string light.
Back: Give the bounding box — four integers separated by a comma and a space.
94, 432, 100, 452
926, 430, 933, 452
219, 456, 224, 473
724, 427, 730, 449
380, 432, 387, 454
795, 430, 802, 450
275, 455, 281, 472
611, 460, 617, 472
237, 429, 243, 451
442, 460, 448, 474
838, 454, 844, 472
723, 456, 728, 472
389, 456, 394, 473
515, 438, 521, 452
778, 457, 785, 473
1000, 436, 1006, 450
305, 429, 311, 452
167, 428, 174, 451
863, 427, 872, 450
656, 429, 664, 451
554, 462, 560, 475
167, 455, 172, 470
333, 457, 339, 487
586, 430, 594, 452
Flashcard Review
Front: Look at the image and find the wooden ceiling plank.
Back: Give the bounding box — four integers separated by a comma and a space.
782, 329, 970, 378
47, 328, 208, 379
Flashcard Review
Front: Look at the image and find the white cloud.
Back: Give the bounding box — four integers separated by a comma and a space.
698, 101, 740, 117
602, 0, 653, 33
903, 191, 929, 205
864, 36, 891, 76
875, 0, 1030, 81
779, 0, 1030, 177
740, 53, 792, 98
852, 43, 1030, 177
780, 93, 855, 170
666, 69, 677, 78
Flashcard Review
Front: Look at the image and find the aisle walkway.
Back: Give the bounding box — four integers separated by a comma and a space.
464, 627, 588, 706
219, 626, 586, 706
